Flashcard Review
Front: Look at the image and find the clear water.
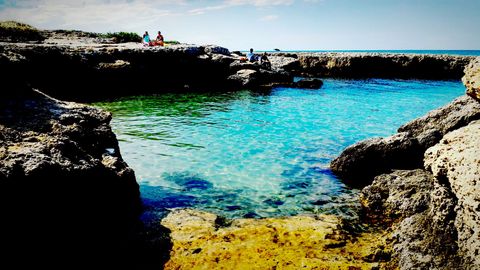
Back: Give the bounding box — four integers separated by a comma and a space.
95, 79, 464, 219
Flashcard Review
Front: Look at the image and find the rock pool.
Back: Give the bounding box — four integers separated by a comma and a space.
95, 79, 464, 219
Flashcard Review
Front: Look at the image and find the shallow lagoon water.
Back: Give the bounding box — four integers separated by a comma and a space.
95, 79, 464, 219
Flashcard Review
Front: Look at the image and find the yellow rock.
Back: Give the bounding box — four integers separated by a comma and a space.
161, 209, 395, 270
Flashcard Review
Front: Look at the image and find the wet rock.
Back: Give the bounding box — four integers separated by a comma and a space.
424, 120, 480, 266
462, 57, 480, 100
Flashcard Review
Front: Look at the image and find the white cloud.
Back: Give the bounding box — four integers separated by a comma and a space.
189, 0, 293, 15
260, 14, 279, 21
227, 0, 294, 6
0, 0, 182, 32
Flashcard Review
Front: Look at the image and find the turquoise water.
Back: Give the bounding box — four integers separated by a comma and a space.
95, 79, 464, 219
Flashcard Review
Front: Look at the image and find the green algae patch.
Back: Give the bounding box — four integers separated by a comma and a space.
161, 209, 396, 269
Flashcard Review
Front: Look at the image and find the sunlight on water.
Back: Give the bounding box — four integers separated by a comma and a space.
95, 79, 464, 219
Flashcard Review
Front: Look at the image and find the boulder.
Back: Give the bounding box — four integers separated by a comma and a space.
0, 89, 141, 266
203, 45, 230, 56
462, 57, 480, 100
330, 132, 422, 186
227, 69, 258, 87
294, 78, 323, 89
424, 120, 480, 266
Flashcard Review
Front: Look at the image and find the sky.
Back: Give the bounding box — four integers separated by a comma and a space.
0, 0, 479, 50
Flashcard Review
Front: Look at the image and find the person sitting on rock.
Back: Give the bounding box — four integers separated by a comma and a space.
142, 31, 152, 46
260, 52, 271, 70
155, 31, 164, 46
246, 48, 258, 62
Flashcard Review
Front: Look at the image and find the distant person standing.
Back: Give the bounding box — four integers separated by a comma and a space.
155, 31, 164, 46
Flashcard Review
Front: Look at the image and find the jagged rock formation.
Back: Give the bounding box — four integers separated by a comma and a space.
333, 57, 480, 268
0, 88, 141, 266
463, 58, 480, 100
424, 120, 480, 266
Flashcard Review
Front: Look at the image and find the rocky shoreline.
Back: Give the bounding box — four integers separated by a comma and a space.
332, 57, 480, 268
1, 28, 479, 268
1, 32, 475, 102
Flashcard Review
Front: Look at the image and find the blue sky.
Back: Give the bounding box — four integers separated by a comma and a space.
0, 0, 479, 50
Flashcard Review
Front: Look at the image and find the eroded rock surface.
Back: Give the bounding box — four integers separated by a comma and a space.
462, 57, 480, 100
296, 53, 473, 79
0, 89, 141, 266
424, 120, 480, 266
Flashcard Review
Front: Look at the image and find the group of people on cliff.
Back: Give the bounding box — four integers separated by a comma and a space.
142, 31, 164, 46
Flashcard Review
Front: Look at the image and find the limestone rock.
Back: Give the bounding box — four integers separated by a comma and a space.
360, 169, 434, 223
360, 169, 461, 269
424, 120, 480, 266
330, 132, 421, 186
203, 45, 230, 56
0, 89, 141, 266
398, 95, 480, 149
462, 57, 480, 100
297, 53, 473, 79
268, 55, 299, 72
227, 69, 258, 87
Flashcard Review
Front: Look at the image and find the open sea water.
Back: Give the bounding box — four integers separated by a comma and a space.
95, 79, 465, 219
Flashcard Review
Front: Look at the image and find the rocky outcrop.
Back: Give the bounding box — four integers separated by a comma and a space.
294, 53, 473, 79
333, 58, 480, 268
424, 120, 480, 266
462, 57, 480, 100
160, 208, 393, 269
0, 40, 293, 102
0, 88, 141, 266
361, 169, 461, 269
331, 95, 480, 185
359, 121, 480, 269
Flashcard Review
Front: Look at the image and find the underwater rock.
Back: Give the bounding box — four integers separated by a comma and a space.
160, 208, 392, 269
